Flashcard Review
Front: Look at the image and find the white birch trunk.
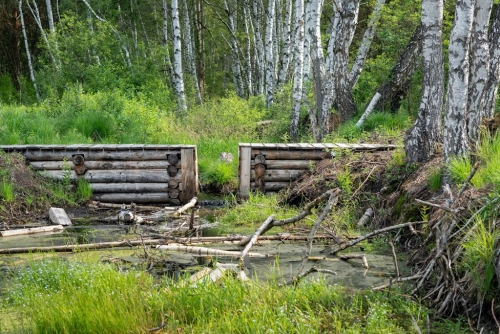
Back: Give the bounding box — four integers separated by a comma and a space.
443, 0, 475, 161
183, 0, 202, 104
290, 0, 305, 141
483, 4, 500, 118
224, 0, 245, 98
27, 0, 59, 70
243, 1, 253, 95
274, 0, 282, 79
45, 0, 59, 62
161, 0, 173, 80
19, 0, 41, 102
404, 0, 444, 163
302, 0, 312, 82
171, 0, 187, 111
307, 0, 323, 139
466, 0, 493, 147
253, 1, 265, 95
265, 0, 276, 107
277, 0, 293, 86
349, 0, 385, 89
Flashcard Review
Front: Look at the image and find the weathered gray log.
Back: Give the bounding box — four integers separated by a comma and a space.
167, 153, 179, 165
168, 179, 179, 189
167, 165, 178, 177
49, 208, 72, 226
91, 183, 169, 193
251, 149, 331, 160
20, 149, 184, 161
93, 193, 170, 204
88, 201, 167, 211
254, 154, 266, 165
168, 188, 180, 198
239, 146, 252, 199
250, 182, 291, 191
1, 225, 64, 237
250, 169, 305, 182
41, 169, 181, 183
251, 160, 315, 170
357, 208, 374, 227
29, 160, 181, 170
180, 148, 198, 203
239, 215, 274, 267
156, 245, 271, 258
340, 254, 369, 269
173, 197, 197, 216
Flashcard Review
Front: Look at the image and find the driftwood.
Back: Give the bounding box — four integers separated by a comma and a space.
357, 208, 374, 227
372, 274, 422, 291
282, 266, 337, 286
414, 198, 457, 213
339, 254, 369, 269
239, 215, 274, 268
0, 225, 64, 237
156, 245, 271, 258
0, 238, 162, 254
147, 234, 330, 244
238, 189, 340, 246
328, 221, 428, 255
173, 197, 197, 217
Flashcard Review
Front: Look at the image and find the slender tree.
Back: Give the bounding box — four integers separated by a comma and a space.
404, 0, 444, 163
482, 3, 500, 119
183, 0, 202, 104
171, 0, 187, 111
18, 0, 40, 102
290, 0, 305, 141
265, 0, 275, 107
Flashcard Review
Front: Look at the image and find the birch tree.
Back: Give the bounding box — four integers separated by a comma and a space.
482, 3, 500, 119
19, 0, 40, 102
223, 0, 245, 98
183, 0, 202, 104
277, 0, 293, 87
171, 0, 187, 111
466, 0, 493, 147
404, 0, 444, 163
290, 0, 305, 141
265, 0, 275, 107
443, 0, 475, 160
161, 0, 173, 81
253, 1, 265, 95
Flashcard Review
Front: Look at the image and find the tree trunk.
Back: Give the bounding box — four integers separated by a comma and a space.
161, 0, 173, 82
195, 0, 205, 99
373, 24, 423, 112
243, 1, 253, 95
253, 1, 265, 95
466, 0, 493, 147
265, 0, 275, 107
482, 4, 500, 119
290, 0, 305, 141
349, 0, 385, 90
404, 0, 444, 163
19, 0, 40, 102
224, 0, 245, 98
277, 0, 293, 87
27, 0, 59, 70
182, 0, 202, 104
443, 0, 475, 161
171, 0, 187, 111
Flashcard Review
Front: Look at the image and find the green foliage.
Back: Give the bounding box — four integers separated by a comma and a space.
337, 167, 353, 194
0, 178, 14, 203
448, 156, 474, 185
428, 168, 443, 191
76, 179, 93, 202
0, 75, 19, 104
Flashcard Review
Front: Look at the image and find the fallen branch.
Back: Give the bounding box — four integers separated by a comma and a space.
173, 197, 198, 217
340, 254, 369, 269
352, 166, 378, 197
147, 234, 331, 244
328, 221, 428, 255
239, 215, 274, 268
156, 245, 271, 258
414, 199, 457, 213
282, 266, 337, 286
357, 208, 374, 228
388, 240, 400, 278
371, 274, 422, 291
456, 161, 480, 199
1, 225, 64, 237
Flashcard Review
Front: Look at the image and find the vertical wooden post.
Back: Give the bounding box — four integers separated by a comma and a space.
180, 147, 198, 203
239, 144, 252, 199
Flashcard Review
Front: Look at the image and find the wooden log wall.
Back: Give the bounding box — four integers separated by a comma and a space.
0, 144, 198, 205
238, 143, 397, 199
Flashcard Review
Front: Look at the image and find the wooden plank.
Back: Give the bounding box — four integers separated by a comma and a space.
250, 181, 291, 191
29, 160, 180, 171
334, 143, 351, 149
90, 183, 170, 193
93, 193, 171, 204
298, 143, 315, 148
180, 147, 198, 203
250, 169, 306, 182
250, 149, 331, 160
251, 160, 315, 170
23, 149, 181, 161
311, 143, 326, 149
49, 208, 72, 226
239, 146, 252, 199
40, 169, 180, 183
286, 143, 301, 149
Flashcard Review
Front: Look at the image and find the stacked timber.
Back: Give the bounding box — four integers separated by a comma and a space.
0, 144, 198, 205
238, 143, 397, 198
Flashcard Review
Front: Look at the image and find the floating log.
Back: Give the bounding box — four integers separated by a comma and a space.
1, 225, 64, 237
41, 169, 181, 183
49, 208, 72, 226
91, 183, 169, 193
250, 169, 305, 182
156, 245, 271, 258
30, 160, 180, 170
93, 193, 170, 204
251, 160, 314, 170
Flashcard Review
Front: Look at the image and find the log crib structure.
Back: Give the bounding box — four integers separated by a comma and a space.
238, 143, 397, 199
0, 145, 198, 205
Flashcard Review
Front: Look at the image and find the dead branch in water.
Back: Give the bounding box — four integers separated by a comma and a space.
282, 266, 337, 286
156, 244, 271, 258
239, 215, 274, 269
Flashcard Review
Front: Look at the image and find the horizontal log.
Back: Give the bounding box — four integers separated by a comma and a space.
251, 160, 316, 170
40, 169, 181, 183
22, 150, 182, 161
93, 193, 172, 204
250, 149, 332, 160
250, 169, 305, 182
250, 181, 291, 191
1, 225, 64, 237
90, 183, 170, 193
30, 160, 180, 171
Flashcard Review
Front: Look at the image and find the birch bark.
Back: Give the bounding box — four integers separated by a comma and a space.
290, 0, 305, 141
277, 0, 293, 86
265, 0, 275, 107
171, 0, 187, 111
19, 0, 41, 102
161, 0, 173, 82
183, 0, 202, 104
482, 4, 500, 119
443, 0, 475, 160
224, 0, 245, 98
404, 0, 444, 163
253, 1, 265, 95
